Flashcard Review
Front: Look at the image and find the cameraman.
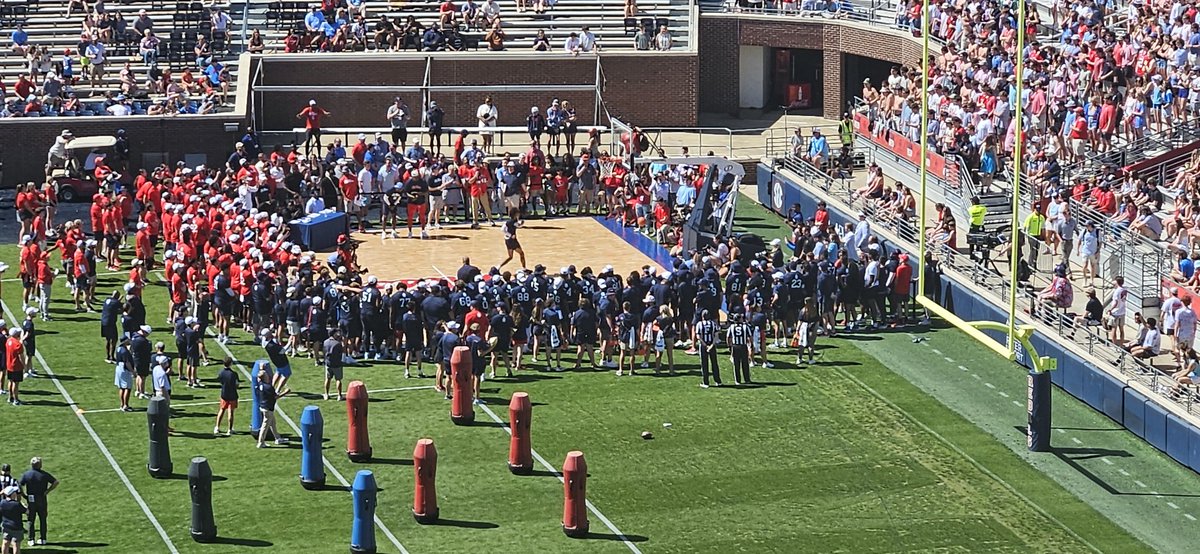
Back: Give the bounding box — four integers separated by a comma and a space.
967, 196, 987, 233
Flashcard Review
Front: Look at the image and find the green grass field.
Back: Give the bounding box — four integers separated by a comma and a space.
0, 201, 1178, 553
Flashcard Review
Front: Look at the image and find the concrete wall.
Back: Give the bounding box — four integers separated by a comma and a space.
699, 15, 923, 119
254, 53, 699, 131
0, 115, 244, 188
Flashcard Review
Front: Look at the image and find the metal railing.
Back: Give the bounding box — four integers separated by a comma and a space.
772, 157, 1200, 416
634, 124, 843, 160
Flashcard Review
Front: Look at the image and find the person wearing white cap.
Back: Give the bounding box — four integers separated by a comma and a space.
5, 328, 24, 406
113, 335, 135, 413
297, 99, 331, 156
122, 324, 150, 399
0, 481, 24, 551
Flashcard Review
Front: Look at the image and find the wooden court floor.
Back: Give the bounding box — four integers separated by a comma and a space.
352, 217, 667, 281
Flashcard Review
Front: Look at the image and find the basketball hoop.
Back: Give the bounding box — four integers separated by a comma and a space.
599, 157, 618, 179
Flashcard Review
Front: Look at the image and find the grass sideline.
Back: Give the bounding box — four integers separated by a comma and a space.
0, 215, 1149, 553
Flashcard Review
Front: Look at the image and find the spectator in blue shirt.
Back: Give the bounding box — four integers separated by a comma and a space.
404, 141, 425, 163
305, 7, 326, 34
10, 24, 28, 56
675, 180, 696, 209
422, 25, 444, 51
805, 128, 829, 167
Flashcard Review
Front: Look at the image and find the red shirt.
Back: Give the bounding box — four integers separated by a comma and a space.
1069, 116, 1088, 140
19, 244, 40, 276
299, 106, 328, 129
339, 174, 359, 201
893, 259, 913, 295
73, 248, 89, 277
464, 309, 489, 338
6, 337, 24, 372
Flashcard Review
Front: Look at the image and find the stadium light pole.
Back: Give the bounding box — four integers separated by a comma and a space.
1006, 3, 1027, 355
916, 0, 931, 303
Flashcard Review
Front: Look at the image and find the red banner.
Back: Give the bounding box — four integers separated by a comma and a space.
853, 113, 956, 181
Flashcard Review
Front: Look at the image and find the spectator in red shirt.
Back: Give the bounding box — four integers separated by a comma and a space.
296, 100, 331, 156
18, 236, 40, 307
5, 328, 24, 405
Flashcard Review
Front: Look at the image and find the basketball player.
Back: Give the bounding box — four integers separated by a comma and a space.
499, 208, 526, 269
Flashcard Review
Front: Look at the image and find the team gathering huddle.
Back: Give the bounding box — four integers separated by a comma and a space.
11, 124, 923, 419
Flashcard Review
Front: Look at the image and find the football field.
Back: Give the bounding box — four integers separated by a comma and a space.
0, 203, 1181, 553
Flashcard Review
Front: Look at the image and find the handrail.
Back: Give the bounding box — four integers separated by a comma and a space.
239, 0, 250, 53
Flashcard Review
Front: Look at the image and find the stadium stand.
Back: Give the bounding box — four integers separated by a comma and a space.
1, 0, 241, 115
247, 0, 692, 52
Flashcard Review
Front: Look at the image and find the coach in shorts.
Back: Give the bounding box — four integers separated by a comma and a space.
0, 485, 22, 550
323, 329, 345, 401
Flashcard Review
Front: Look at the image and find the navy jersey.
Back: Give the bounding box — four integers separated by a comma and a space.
512, 284, 534, 313
726, 271, 747, 295
402, 312, 424, 347
489, 313, 514, 345
360, 285, 382, 317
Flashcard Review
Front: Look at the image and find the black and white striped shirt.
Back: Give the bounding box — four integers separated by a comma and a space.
696, 319, 720, 346
0, 473, 18, 492
726, 322, 752, 347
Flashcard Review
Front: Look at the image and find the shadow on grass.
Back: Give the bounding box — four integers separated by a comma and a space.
467, 419, 508, 429
366, 397, 395, 403
503, 373, 563, 383
314, 483, 351, 492
49, 542, 107, 549
527, 469, 560, 478
1044, 443, 1200, 497
45, 374, 88, 381
157, 472, 229, 481
209, 537, 273, 547
429, 518, 500, 529
738, 381, 798, 388
23, 399, 68, 407
583, 531, 650, 543
362, 457, 413, 466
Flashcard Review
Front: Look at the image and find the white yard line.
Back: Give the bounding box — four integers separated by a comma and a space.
477, 402, 643, 554
997, 391, 1010, 398
0, 300, 180, 554
210, 336, 410, 554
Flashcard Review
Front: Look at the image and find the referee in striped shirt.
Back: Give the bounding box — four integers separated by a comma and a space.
0, 465, 15, 492
726, 313, 753, 385
695, 310, 722, 388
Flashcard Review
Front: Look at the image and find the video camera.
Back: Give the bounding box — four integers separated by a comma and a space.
966, 231, 1001, 250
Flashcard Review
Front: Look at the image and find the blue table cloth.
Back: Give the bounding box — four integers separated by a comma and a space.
290, 210, 348, 252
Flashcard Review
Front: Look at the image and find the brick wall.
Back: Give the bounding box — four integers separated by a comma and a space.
0, 116, 244, 188
256, 53, 698, 132
699, 15, 925, 119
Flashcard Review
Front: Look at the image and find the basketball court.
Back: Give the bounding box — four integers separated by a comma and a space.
351, 216, 671, 282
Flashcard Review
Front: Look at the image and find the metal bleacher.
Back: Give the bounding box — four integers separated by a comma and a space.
243, 0, 692, 52
0, 0, 240, 114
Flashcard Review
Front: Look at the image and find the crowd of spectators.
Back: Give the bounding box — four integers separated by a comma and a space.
281, 0, 673, 52
3, 4, 235, 116
254, 97, 704, 252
